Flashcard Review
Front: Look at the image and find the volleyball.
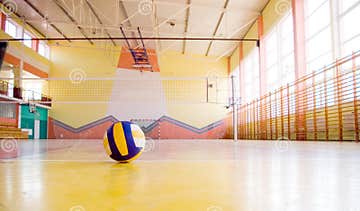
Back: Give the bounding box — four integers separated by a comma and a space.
103, 121, 146, 162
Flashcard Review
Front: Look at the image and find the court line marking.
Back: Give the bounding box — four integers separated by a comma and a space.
2, 159, 250, 163
1, 158, 347, 163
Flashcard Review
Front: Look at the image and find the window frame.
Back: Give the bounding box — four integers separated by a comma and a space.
264, 11, 295, 92
243, 48, 260, 103
38, 41, 50, 59
4, 19, 17, 38
23, 31, 33, 48
304, 0, 334, 74
338, 0, 360, 56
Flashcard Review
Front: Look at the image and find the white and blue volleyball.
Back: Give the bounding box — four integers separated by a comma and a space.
103, 121, 146, 162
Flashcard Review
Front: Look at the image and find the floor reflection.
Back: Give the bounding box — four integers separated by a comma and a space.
1, 140, 360, 210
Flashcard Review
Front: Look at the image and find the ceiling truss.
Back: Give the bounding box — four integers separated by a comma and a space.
53, 0, 94, 44
1, 0, 265, 58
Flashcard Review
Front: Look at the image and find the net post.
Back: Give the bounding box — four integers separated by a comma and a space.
231, 75, 238, 142
352, 52, 359, 142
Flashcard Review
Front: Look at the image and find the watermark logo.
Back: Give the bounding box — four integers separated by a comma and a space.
274, 136, 290, 152
275, 0, 291, 15
69, 205, 86, 211
69, 68, 87, 84
3, 0, 17, 16
0, 138, 18, 153
138, 0, 152, 16
143, 137, 155, 152
207, 205, 223, 211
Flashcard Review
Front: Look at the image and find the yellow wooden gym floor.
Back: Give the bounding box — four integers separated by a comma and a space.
1, 140, 360, 211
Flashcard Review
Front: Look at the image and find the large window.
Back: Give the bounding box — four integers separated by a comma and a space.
4, 19, 51, 59
38, 41, 50, 59
339, 0, 360, 56
305, 0, 333, 74
265, 11, 295, 92
23, 32, 32, 48
243, 48, 260, 103
305, 0, 360, 71
5, 20, 17, 37
239, 0, 359, 108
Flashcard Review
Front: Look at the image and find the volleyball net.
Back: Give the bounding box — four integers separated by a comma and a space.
0, 76, 231, 105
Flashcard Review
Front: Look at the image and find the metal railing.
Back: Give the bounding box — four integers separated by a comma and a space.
238, 51, 360, 141
0, 80, 52, 107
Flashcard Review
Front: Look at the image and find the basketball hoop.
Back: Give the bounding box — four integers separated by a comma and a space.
29, 102, 36, 113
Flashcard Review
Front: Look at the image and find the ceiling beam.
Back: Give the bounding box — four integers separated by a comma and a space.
13, 13, 46, 38
154, 5, 190, 30
153, 0, 161, 50
205, 0, 230, 56
23, 0, 71, 42
118, 0, 259, 14
22, 19, 260, 38
1, 1, 46, 39
136, 4, 190, 49
182, 0, 191, 54
151, 0, 161, 66
53, 0, 93, 45
215, 16, 259, 60
23, 22, 45, 38
84, 0, 116, 46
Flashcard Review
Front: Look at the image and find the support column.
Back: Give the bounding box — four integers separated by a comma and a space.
239, 42, 245, 104
0, 13, 6, 31
32, 40, 39, 52
227, 57, 231, 75
292, 0, 307, 140
258, 16, 267, 96
231, 75, 238, 141
238, 42, 245, 139
257, 15, 267, 139
13, 61, 23, 99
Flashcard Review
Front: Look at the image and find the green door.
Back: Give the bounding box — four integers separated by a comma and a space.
21, 105, 49, 139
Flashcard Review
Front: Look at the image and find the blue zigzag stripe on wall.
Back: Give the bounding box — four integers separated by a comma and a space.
51, 115, 226, 134
139, 116, 224, 133
52, 116, 119, 133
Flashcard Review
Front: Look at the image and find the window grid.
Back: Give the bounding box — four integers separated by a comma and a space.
5, 20, 17, 38
305, 0, 333, 74
264, 11, 295, 92
243, 49, 260, 103
4, 18, 50, 59
338, 0, 360, 56
23, 32, 32, 48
